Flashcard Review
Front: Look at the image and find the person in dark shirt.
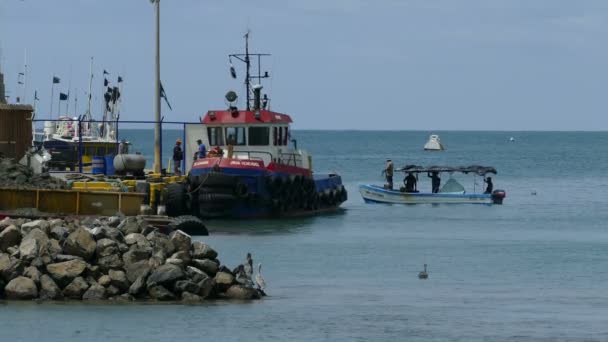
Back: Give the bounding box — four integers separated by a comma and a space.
172, 139, 183, 176
404, 172, 417, 192
427, 171, 441, 193
484, 176, 494, 194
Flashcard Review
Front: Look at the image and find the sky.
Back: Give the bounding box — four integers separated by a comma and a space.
1, 0, 607, 131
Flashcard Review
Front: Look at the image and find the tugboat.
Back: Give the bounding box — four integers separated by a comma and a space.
165, 33, 347, 218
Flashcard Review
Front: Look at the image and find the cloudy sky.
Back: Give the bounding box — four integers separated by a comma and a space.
1, 0, 607, 130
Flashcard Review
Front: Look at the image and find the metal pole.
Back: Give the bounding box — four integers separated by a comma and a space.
50, 80, 54, 118
153, 0, 162, 174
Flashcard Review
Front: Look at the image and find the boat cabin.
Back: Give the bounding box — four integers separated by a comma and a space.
196, 109, 311, 172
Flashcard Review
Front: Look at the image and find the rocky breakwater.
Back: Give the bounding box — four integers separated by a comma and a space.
0, 158, 66, 189
0, 216, 262, 302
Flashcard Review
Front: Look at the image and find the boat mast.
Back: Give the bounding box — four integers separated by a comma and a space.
85, 57, 93, 122
245, 31, 250, 111
152, 0, 161, 174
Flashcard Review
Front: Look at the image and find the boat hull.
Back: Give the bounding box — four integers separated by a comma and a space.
359, 184, 494, 205
185, 159, 347, 219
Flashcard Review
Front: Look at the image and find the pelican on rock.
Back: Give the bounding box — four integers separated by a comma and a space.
255, 263, 267, 296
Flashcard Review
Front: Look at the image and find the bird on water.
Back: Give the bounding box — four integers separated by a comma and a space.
418, 264, 429, 279
255, 263, 267, 296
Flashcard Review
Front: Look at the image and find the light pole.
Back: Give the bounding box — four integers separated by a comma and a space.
151, 0, 161, 174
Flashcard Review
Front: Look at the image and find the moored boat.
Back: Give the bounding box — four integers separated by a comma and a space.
166, 33, 347, 219
360, 165, 505, 205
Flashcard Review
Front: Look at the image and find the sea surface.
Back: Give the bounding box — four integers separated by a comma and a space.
3, 130, 608, 341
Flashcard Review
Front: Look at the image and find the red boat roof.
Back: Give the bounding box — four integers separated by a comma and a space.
201, 110, 293, 125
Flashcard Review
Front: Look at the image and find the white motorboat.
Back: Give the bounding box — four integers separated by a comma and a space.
424, 134, 445, 151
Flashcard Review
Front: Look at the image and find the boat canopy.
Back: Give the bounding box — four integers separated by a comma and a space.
399, 165, 497, 176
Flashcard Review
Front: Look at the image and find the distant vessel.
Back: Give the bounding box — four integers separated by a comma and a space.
41, 58, 123, 171
509, 137, 515, 142
423, 134, 445, 151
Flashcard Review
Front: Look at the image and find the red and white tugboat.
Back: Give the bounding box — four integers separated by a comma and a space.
166, 33, 347, 218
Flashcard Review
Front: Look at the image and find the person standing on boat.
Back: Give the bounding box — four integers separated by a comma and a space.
173, 139, 184, 176
484, 176, 493, 194
428, 171, 441, 193
384, 159, 394, 189
404, 172, 417, 192
197, 139, 207, 159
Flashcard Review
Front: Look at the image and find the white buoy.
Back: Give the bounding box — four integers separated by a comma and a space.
509, 137, 515, 142
424, 134, 445, 151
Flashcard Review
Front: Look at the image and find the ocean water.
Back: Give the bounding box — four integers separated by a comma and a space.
3, 130, 608, 341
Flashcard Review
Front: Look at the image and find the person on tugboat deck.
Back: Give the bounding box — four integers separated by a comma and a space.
197, 139, 207, 159
404, 172, 417, 192
384, 159, 394, 189
484, 176, 493, 194
172, 139, 183, 176
428, 171, 441, 193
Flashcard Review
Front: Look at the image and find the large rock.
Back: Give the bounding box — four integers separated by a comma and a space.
191, 241, 218, 260
108, 269, 129, 291
170, 250, 191, 264
23, 266, 41, 285
146, 264, 185, 288
191, 259, 219, 276
82, 283, 106, 300
124, 233, 147, 246
46, 259, 88, 286
198, 277, 215, 299
214, 271, 235, 292
148, 285, 176, 301
117, 217, 140, 235
165, 258, 185, 268
107, 216, 122, 228
174, 280, 200, 294
128, 274, 148, 297
62, 277, 90, 299
18, 238, 40, 262
225, 285, 261, 300
169, 230, 191, 253
63, 228, 96, 260
91, 226, 123, 242
98, 275, 111, 287
146, 231, 175, 256
124, 260, 151, 283
20, 220, 50, 235
181, 291, 203, 303
5, 276, 38, 299
186, 266, 209, 283
0, 225, 22, 252
39, 274, 62, 300
48, 239, 62, 258
0, 254, 24, 282
49, 226, 69, 241
96, 238, 118, 258
106, 285, 121, 297
96, 254, 123, 272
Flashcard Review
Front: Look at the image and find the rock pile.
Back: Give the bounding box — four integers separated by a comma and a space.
0, 158, 66, 189
0, 216, 262, 302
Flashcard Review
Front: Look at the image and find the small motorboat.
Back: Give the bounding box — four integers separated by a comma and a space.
360, 165, 506, 205
423, 134, 445, 151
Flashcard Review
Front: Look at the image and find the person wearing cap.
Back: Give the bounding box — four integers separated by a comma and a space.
118, 139, 129, 154
384, 159, 394, 189
173, 139, 184, 176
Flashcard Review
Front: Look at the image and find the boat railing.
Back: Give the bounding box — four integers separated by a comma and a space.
277, 152, 302, 168
230, 149, 274, 165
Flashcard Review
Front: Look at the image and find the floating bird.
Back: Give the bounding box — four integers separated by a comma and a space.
255, 263, 267, 296
244, 252, 253, 278
418, 264, 429, 279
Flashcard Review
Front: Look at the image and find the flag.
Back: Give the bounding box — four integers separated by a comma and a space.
34, 91, 39, 101
111, 86, 121, 103
104, 78, 109, 87
103, 69, 109, 75
160, 82, 172, 110
52, 76, 60, 84
59, 93, 69, 101
117, 76, 123, 83
18, 72, 24, 76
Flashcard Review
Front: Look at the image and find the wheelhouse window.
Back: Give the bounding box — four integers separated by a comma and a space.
207, 127, 224, 146
225, 127, 246, 145
248, 127, 270, 146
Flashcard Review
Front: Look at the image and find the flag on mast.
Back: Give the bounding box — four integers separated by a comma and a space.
59, 93, 69, 101
52, 76, 61, 84
160, 81, 172, 110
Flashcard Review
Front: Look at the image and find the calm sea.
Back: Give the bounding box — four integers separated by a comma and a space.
2, 130, 608, 342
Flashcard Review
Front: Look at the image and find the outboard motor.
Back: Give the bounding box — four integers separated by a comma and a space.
491, 189, 506, 204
